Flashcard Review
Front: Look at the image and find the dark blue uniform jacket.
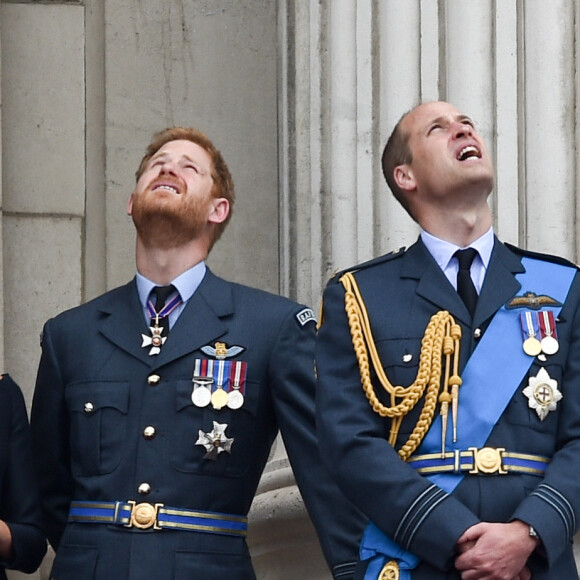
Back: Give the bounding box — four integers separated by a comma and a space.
316, 237, 580, 579
31, 269, 365, 580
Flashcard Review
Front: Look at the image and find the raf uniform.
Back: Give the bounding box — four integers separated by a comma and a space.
31, 266, 365, 580
0, 375, 46, 577
316, 235, 580, 579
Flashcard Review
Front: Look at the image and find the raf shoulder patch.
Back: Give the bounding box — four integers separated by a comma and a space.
296, 308, 317, 327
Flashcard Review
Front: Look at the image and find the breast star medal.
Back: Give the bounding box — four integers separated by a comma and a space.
196, 421, 234, 460
523, 367, 562, 420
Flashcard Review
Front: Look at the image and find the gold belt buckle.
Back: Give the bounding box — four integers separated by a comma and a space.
378, 560, 399, 580
125, 501, 163, 530
469, 447, 507, 474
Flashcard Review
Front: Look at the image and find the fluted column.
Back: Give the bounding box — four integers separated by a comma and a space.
522, 0, 577, 259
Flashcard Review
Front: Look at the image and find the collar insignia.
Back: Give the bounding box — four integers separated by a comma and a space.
506, 292, 561, 310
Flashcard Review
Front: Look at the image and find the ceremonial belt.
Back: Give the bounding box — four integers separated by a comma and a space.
408, 448, 549, 476
68, 500, 248, 537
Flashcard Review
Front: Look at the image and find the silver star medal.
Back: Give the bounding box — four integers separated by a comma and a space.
141, 321, 167, 356
196, 421, 234, 461
523, 367, 562, 420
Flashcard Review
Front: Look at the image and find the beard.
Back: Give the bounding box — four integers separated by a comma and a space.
131, 189, 211, 250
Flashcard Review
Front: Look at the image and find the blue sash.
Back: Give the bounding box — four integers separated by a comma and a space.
362, 257, 577, 579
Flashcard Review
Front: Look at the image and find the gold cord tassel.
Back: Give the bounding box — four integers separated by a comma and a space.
340, 272, 462, 461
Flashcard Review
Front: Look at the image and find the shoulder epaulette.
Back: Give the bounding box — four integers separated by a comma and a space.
329, 246, 407, 284
505, 243, 579, 270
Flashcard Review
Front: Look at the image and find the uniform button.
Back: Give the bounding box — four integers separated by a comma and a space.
143, 426, 156, 440
84, 402, 94, 414
148, 374, 161, 385
138, 483, 151, 495
474, 328, 482, 339
402, 353, 413, 363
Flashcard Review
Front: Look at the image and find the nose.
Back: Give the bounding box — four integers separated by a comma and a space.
452, 122, 473, 140
159, 158, 178, 175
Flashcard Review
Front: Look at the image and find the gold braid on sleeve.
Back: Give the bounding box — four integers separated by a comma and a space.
339, 271, 462, 461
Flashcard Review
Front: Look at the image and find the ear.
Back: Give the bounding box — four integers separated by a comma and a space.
208, 198, 230, 225
394, 164, 416, 192
127, 193, 135, 215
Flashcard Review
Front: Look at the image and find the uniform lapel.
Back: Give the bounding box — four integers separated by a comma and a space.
402, 237, 525, 328
473, 239, 524, 327
96, 272, 233, 369
97, 280, 156, 366
401, 239, 472, 324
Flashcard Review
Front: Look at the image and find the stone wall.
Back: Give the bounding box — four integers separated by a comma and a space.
2, 1, 580, 578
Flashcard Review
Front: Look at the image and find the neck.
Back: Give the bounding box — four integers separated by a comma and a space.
135, 237, 208, 285
418, 202, 493, 247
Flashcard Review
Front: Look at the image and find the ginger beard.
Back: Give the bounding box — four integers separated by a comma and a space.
130, 179, 215, 249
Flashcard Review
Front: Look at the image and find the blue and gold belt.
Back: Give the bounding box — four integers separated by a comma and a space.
407, 447, 549, 476
68, 500, 248, 537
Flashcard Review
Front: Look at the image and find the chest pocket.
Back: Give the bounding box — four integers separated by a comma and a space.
171, 378, 260, 477
374, 337, 422, 388
65, 382, 129, 476
374, 337, 438, 438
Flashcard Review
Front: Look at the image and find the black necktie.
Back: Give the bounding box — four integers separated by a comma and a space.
150, 285, 176, 336
454, 248, 478, 317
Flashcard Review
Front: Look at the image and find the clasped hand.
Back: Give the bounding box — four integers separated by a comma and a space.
454, 520, 537, 580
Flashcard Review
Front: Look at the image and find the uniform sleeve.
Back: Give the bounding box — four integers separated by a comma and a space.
269, 304, 367, 580
30, 321, 73, 551
0, 375, 47, 573
315, 278, 480, 571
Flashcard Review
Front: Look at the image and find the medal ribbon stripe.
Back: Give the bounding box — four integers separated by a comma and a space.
538, 311, 557, 339
216, 360, 228, 390
193, 359, 247, 393
146, 293, 182, 321
231, 361, 247, 393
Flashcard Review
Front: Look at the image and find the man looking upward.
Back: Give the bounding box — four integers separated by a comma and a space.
32, 127, 365, 580
316, 102, 580, 579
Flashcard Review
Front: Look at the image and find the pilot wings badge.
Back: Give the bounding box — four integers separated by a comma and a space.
201, 342, 245, 360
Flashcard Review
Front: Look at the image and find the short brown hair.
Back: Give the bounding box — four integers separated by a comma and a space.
136, 127, 235, 246
381, 111, 413, 214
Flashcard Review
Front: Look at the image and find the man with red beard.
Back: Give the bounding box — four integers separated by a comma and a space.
31, 127, 365, 580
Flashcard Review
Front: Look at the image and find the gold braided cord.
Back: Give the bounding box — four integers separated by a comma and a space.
340, 271, 462, 461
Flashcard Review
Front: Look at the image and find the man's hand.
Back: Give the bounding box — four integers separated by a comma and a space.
0, 519, 12, 560
454, 520, 538, 579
